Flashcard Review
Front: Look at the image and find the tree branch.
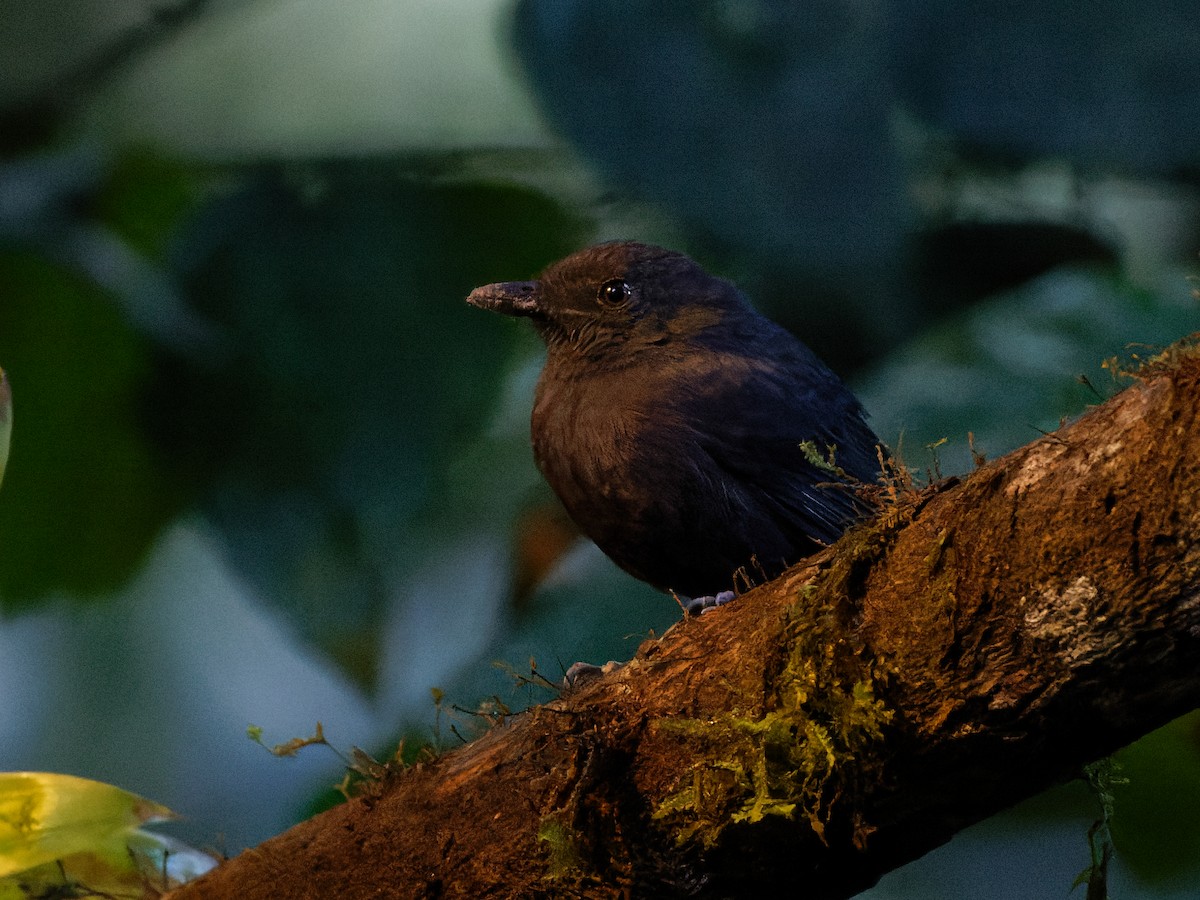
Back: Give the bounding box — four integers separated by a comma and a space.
172, 339, 1200, 899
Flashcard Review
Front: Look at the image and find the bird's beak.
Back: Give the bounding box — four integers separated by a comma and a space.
466, 280, 542, 318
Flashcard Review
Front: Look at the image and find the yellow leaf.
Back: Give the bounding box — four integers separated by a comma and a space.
0, 772, 175, 879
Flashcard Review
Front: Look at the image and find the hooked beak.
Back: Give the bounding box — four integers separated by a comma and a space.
466, 280, 542, 318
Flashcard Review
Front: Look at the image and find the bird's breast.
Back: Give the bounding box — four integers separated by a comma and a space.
530, 373, 647, 506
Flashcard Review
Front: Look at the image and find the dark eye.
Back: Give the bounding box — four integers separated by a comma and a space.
597, 279, 631, 306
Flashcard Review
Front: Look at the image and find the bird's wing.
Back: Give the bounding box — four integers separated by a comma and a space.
704, 423, 873, 547
673, 343, 881, 547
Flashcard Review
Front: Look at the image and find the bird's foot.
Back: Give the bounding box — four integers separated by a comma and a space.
683, 590, 737, 616
563, 659, 623, 689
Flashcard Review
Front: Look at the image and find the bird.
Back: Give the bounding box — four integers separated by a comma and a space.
467, 241, 881, 613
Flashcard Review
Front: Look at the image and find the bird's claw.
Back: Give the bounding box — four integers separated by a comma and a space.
563, 659, 623, 689
683, 590, 737, 616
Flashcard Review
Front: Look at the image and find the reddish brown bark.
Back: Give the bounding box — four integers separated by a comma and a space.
171, 342, 1200, 900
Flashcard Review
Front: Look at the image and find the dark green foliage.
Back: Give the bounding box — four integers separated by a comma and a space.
151, 163, 585, 669
1109, 712, 1200, 885
0, 252, 187, 602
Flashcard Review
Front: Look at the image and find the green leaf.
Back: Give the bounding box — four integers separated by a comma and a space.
857, 268, 1200, 476
1108, 711, 1200, 883
92, 151, 203, 261
0, 252, 188, 604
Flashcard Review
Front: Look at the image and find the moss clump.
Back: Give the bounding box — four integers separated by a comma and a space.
538, 817, 583, 880
1103, 332, 1200, 381
653, 507, 913, 850
924, 526, 960, 625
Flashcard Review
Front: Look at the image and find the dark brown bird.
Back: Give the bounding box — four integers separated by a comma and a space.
467, 241, 880, 612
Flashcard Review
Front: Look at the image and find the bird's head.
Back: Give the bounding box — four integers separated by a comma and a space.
467, 242, 745, 361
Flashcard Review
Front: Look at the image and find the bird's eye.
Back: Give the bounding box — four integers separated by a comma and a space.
597, 279, 631, 306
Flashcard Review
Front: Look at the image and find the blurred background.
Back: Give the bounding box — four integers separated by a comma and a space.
1, 0, 1198, 896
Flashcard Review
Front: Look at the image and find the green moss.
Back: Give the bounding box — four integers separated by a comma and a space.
924, 527, 959, 621
652, 511, 910, 849
538, 817, 583, 880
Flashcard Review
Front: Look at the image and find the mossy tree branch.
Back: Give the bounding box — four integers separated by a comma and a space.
172, 340, 1200, 900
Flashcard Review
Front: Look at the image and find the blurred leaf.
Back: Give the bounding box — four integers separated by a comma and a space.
1109, 711, 1200, 883
80, 0, 549, 156
892, 0, 1200, 171
0, 777, 160, 883
856, 266, 1199, 476
151, 161, 585, 675
0, 251, 187, 605
91, 150, 203, 260
0, 771, 170, 876
0, 772, 214, 897
512, 0, 907, 276
0, 368, 9, 490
